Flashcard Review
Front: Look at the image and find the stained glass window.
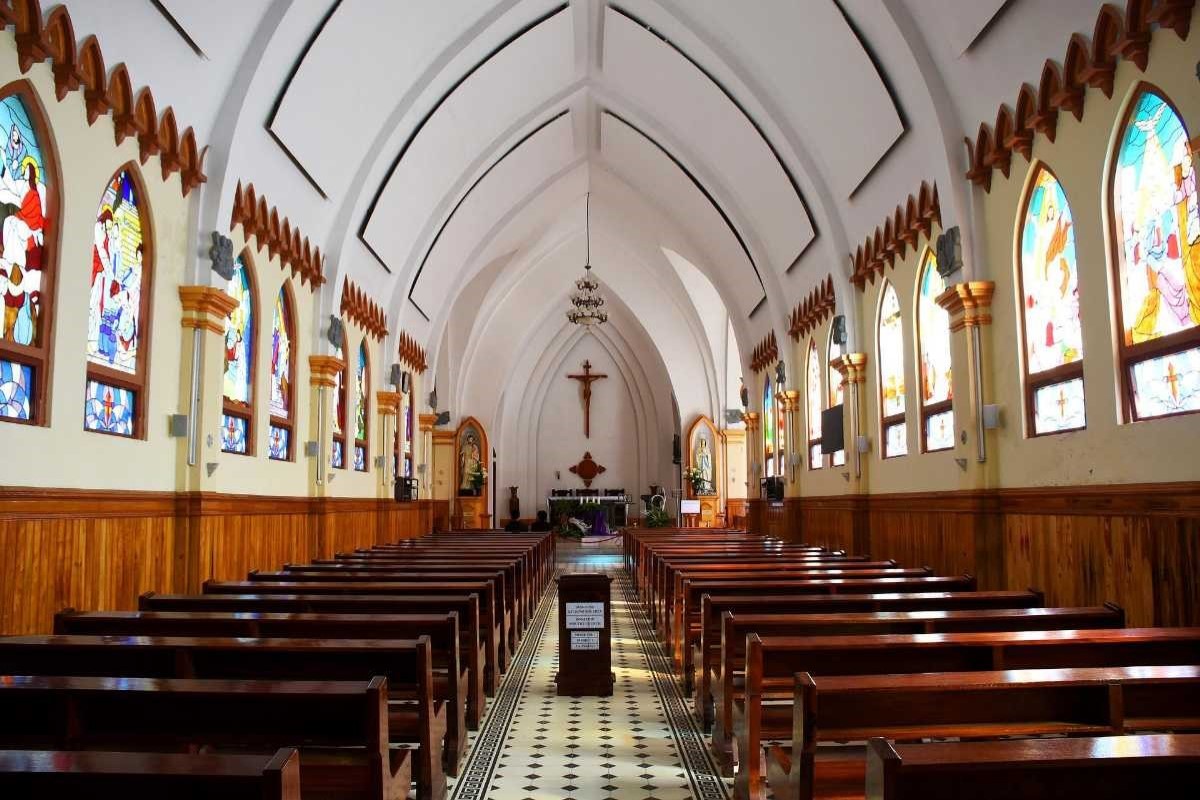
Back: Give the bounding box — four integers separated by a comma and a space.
354, 341, 369, 472
1111, 89, 1200, 420
220, 413, 248, 455
917, 250, 954, 451
268, 287, 293, 461
332, 335, 346, 469
83, 169, 149, 438
221, 256, 254, 454
0, 90, 52, 424
268, 424, 289, 461
807, 340, 822, 469
0, 358, 33, 420
1018, 166, 1086, 435
763, 376, 775, 477
827, 333, 845, 466
878, 281, 907, 457
84, 379, 134, 436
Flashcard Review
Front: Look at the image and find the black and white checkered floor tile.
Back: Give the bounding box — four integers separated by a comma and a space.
448, 550, 730, 800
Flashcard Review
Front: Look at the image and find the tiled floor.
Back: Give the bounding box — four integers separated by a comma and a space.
449, 541, 731, 800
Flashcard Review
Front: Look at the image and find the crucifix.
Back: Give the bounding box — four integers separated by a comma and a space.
567, 359, 608, 438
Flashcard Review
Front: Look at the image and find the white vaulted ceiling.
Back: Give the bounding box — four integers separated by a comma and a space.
62, 0, 1109, 423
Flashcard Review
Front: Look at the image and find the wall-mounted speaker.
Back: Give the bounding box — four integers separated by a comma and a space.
389, 363, 402, 387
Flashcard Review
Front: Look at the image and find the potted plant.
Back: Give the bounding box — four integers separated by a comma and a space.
644, 507, 671, 528
684, 465, 711, 495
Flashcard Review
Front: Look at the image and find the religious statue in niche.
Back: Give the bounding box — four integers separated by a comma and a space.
458, 428, 482, 495
695, 437, 714, 492
685, 415, 720, 498
508, 487, 520, 521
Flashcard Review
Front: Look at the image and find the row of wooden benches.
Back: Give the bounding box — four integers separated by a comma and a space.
0, 531, 556, 800
624, 528, 1200, 800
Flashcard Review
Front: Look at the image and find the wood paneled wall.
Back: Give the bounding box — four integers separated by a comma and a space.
748, 483, 1200, 627
0, 488, 432, 635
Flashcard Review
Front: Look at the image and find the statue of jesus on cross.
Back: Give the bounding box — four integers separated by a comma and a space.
567, 359, 607, 438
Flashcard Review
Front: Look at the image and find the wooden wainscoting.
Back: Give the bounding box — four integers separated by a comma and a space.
747, 482, 1200, 627
0, 488, 433, 635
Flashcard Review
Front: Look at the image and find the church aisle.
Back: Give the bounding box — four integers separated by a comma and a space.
448, 547, 730, 800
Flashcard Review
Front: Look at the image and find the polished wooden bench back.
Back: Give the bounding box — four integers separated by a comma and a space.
0, 676, 398, 800
53, 608, 468, 772
0, 635, 442, 800
0, 748, 301, 800
865, 734, 1200, 800
138, 591, 489, 713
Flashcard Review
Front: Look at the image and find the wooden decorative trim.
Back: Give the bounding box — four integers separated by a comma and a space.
418, 413, 439, 433
964, 0, 1191, 192
742, 411, 760, 432
935, 281, 996, 332
0, 485, 436, 521
750, 331, 779, 373
831, 352, 868, 385
179, 286, 237, 335
758, 480, 1200, 518
850, 182, 941, 289
787, 275, 836, 340
375, 390, 401, 415
229, 181, 324, 290
339, 277, 388, 340
397, 330, 428, 373
2, 0, 206, 195
307, 354, 344, 388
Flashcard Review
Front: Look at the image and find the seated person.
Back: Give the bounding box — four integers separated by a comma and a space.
530, 510, 552, 532
504, 517, 527, 533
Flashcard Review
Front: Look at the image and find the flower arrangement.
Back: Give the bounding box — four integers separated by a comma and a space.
684, 465, 711, 495
469, 463, 487, 491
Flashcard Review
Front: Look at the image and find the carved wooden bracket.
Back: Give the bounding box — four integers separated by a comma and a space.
750, 331, 779, 373
231, 181, 325, 290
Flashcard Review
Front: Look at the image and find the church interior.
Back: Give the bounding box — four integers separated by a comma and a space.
0, 0, 1199, 797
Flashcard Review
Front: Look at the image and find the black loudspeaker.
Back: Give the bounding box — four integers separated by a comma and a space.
672, 434, 681, 464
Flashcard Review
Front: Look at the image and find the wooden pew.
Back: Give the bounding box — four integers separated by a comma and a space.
734, 628, 1200, 800
864, 734, 1200, 800
694, 589, 1047, 730
139, 591, 488, 726
0, 676, 403, 800
0, 636, 444, 800
671, 575, 978, 670
0, 748, 301, 800
756, 666, 1200, 800
707, 603, 1124, 740
251, 568, 517, 661
54, 608, 468, 773
369, 536, 553, 599
202, 580, 505, 694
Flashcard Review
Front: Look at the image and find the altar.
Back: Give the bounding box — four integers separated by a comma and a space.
547, 492, 631, 533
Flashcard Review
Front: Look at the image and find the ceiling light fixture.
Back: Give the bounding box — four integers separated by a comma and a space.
567, 193, 608, 327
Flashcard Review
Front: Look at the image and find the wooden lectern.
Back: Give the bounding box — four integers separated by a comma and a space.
555, 573, 615, 696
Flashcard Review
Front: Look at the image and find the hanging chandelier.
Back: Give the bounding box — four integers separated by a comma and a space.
566, 193, 608, 326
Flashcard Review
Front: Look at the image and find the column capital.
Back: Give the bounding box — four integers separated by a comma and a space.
782, 389, 800, 412
308, 355, 345, 388
831, 352, 869, 384
179, 286, 236, 334
376, 390, 401, 415
936, 281, 995, 332
742, 411, 760, 431
418, 412, 439, 433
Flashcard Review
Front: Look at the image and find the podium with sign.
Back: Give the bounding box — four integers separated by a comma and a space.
555, 573, 615, 696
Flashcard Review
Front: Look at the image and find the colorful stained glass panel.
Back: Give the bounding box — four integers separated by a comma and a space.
354, 445, 367, 472
333, 341, 344, 436
1032, 378, 1087, 435
222, 259, 253, 405
220, 414, 248, 454
0, 358, 32, 420
1130, 346, 1200, 419
828, 335, 844, 466
878, 283, 906, 418
270, 290, 291, 419
1113, 91, 1198, 347
268, 424, 290, 461
1020, 168, 1084, 374
87, 171, 145, 375
331, 439, 344, 469
762, 378, 774, 456
355, 342, 367, 441
807, 341, 822, 468
884, 421, 907, 458
925, 409, 955, 452
918, 253, 953, 406
0, 93, 50, 350
83, 379, 133, 436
